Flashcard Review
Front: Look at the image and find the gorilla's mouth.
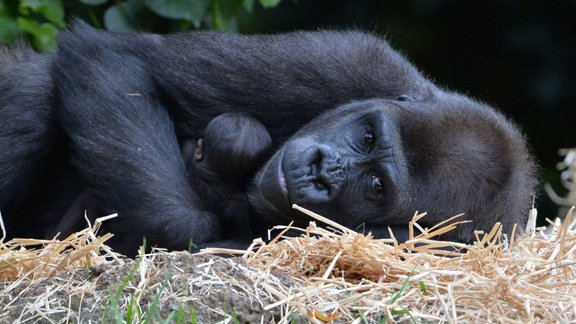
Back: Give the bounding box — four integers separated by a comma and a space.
255, 147, 292, 215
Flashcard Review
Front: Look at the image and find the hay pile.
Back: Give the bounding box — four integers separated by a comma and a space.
230, 205, 575, 323
0, 208, 575, 322
1, 150, 576, 323
0, 214, 119, 282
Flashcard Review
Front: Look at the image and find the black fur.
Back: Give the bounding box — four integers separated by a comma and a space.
0, 22, 536, 255
55, 112, 271, 243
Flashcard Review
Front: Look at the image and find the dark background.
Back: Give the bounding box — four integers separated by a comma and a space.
243, 0, 576, 218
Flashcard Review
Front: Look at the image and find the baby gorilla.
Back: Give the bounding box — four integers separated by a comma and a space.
182, 112, 272, 242
54, 112, 271, 247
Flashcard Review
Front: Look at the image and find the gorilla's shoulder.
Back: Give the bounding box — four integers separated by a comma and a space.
0, 41, 38, 67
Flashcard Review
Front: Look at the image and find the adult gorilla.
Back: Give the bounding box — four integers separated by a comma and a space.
0, 22, 535, 255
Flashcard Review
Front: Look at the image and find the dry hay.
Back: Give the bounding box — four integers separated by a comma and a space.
220, 205, 576, 323
0, 214, 277, 323
0, 214, 120, 283
0, 208, 575, 322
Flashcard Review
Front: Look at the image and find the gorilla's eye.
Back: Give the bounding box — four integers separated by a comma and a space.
363, 127, 375, 147
371, 174, 384, 193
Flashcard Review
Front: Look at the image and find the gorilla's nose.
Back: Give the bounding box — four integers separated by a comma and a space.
286, 143, 345, 205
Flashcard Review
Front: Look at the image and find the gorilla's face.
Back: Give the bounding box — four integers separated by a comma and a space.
249, 99, 412, 229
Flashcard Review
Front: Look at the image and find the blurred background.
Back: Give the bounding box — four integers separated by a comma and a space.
1, 0, 574, 219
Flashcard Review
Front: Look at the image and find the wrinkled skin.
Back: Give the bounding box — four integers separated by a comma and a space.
0, 22, 535, 255
250, 97, 535, 244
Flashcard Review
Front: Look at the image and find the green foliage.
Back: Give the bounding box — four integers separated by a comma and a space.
0, 0, 288, 51
104, 257, 198, 323
0, 0, 64, 51
228, 307, 240, 324
145, 0, 210, 22
105, 258, 141, 322
103, 0, 157, 33
259, 0, 282, 9
418, 280, 428, 295
78, 0, 107, 5
0, 2, 21, 44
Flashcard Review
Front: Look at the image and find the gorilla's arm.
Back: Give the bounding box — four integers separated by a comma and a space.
55, 29, 220, 254
0, 49, 55, 206
0, 47, 66, 238
153, 28, 438, 141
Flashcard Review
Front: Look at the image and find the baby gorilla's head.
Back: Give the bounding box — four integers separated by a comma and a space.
197, 112, 272, 180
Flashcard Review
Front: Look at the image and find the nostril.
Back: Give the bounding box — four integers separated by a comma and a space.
310, 153, 322, 176
288, 143, 345, 204
315, 174, 331, 191
314, 180, 328, 191
303, 146, 334, 193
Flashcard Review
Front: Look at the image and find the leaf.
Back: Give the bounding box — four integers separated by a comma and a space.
144, 0, 209, 22
212, 0, 238, 32
390, 308, 411, 316
18, 0, 65, 27
19, 0, 40, 14
243, 0, 255, 13
104, 0, 154, 32
104, 4, 137, 32
219, 0, 243, 17
78, 0, 109, 5
259, 0, 282, 9
418, 280, 428, 295
38, 0, 65, 27
17, 17, 57, 51
0, 3, 21, 43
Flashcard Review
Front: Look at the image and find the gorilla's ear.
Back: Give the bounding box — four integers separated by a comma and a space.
180, 139, 201, 163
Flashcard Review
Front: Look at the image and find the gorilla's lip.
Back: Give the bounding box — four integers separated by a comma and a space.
276, 151, 290, 201
260, 148, 291, 213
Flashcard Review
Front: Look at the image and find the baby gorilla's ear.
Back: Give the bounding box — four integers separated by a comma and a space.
194, 138, 204, 161
180, 138, 202, 163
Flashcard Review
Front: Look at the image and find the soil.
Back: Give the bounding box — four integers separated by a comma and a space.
0, 252, 301, 323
